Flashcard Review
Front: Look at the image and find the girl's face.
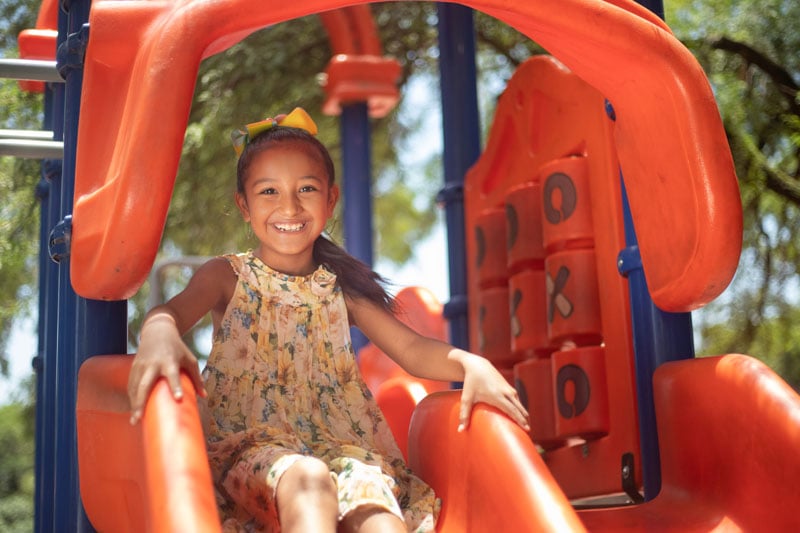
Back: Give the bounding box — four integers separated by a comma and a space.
235, 142, 338, 275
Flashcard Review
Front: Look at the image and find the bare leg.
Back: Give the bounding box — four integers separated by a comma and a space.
339, 505, 406, 533
276, 457, 338, 533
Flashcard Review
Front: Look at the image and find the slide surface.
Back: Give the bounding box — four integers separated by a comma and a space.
77, 355, 219, 533
77, 354, 800, 531
579, 354, 800, 531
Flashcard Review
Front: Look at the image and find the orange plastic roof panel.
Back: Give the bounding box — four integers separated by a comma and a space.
72, 0, 740, 309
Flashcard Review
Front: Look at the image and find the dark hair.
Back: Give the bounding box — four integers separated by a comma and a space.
237, 125, 395, 311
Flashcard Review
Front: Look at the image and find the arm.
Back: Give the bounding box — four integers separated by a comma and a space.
127, 257, 235, 424
347, 296, 530, 432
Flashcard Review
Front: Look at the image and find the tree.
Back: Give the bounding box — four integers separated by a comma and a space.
667, 0, 800, 387
0, 0, 42, 376
0, 378, 35, 533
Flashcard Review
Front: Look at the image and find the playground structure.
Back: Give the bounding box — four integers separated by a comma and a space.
4, 0, 800, 531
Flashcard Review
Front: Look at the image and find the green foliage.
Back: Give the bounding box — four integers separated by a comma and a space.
667, 0, 800, 386
0, 390, 35, 533
0, 77, 43, 375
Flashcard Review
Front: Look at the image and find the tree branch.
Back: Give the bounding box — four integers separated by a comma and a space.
711, 36, 800, 117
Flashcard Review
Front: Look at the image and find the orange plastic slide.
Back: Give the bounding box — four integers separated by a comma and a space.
76, 356, 219, 533
579, 354, 800, 530
408, 392, 587, 532
77, 353, 800, 531
72, 0, 740, 313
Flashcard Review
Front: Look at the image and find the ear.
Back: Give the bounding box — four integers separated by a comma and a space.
235, 192, 251, 222
327, 184, 340, 217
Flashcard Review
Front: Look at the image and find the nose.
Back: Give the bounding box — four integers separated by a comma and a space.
279, 192, 301, 216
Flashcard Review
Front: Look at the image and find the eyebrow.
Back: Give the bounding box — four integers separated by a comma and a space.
248, 175, 325, 188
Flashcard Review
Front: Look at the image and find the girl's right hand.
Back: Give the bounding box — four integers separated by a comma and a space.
127, 313, 206, 425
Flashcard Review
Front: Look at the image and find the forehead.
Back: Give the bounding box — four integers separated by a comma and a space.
246, 141, 328, 179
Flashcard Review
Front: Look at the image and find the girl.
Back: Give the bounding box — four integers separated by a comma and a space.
127, 108, 530, 533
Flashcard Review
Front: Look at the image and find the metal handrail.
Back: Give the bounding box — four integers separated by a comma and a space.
0, 139, 63, 159
0, 58, 63, 82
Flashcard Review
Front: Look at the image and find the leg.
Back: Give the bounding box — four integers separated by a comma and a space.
276, 457, 338, 533
339, 505, 406, 533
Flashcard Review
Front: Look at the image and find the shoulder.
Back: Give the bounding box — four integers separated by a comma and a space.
194, 256, 237, 281
186, 257, 238, 308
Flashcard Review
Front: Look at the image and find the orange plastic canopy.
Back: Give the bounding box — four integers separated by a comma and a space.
72, 0, 741, 312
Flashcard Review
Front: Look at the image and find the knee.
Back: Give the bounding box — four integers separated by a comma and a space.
281, 457, 336, 497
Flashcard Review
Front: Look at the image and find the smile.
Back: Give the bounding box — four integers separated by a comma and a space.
274, 222, 306, 232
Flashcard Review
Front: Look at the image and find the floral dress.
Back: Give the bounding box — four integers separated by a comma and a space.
202, 252, 439, 532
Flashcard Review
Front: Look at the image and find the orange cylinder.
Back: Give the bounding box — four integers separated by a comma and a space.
505, 182, 545, 274
540, 157, 593, 254
514, 358, 564, 450
545, 249, 602, 347
551, 346, 609, 440
509, 270, 553, 358
475, 208, 508, 288
476, 286, 516, 367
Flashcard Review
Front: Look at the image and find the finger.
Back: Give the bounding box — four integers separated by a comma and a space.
458, 391, 475, 432
129, 366, 157, 425
164, 363, 184, 400
504, 394, 531, 430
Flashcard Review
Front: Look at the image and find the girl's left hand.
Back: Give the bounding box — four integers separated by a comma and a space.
458, 355, 530, 432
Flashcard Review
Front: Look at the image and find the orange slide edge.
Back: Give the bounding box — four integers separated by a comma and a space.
580, 354, 800, 531
76, 355, 220, 533
408, 391, 587, 532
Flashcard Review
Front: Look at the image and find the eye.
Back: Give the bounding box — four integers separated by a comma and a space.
259, 187, 278, 195
299, 185, 318, 193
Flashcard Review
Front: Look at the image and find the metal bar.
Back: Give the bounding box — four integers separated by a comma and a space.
0, 58, 63, 82
0, 129, 55, 140
340, 101, 373, 353
50, 4, 110, 531
0, 139, 63, 159
35, 8, 70, 532
618, 176, 694, 502
436, 4, 480, 352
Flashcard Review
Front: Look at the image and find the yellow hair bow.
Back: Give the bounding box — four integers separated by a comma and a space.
231, 107, 318, 156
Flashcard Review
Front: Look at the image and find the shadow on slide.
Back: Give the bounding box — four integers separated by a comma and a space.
77, 353, 800, 531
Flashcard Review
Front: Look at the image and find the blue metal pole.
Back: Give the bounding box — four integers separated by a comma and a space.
616, 172, 694, 501
341, 102, 374, 267
340, 102, 373, 352
34, 104, 62, 533
51, 2, 128, 531
436, 4, 481, 351
35, 6, 70, 531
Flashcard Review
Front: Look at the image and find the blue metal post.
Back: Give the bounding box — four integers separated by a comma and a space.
35, 6, 69, 531
436, 4, 481, 351
51, 2, 128, 531
34, 102, 62, 533
616, 174, 694, 501
340, 102, 373, 351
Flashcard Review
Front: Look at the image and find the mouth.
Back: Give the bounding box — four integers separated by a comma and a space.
273, 222, 307, 233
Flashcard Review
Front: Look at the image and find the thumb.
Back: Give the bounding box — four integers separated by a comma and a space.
458, 391, 475, 432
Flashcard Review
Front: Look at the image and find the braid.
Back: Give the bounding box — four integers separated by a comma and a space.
313, 236, 395, 312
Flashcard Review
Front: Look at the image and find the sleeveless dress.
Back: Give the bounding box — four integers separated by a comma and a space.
202, 252, 439, 532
